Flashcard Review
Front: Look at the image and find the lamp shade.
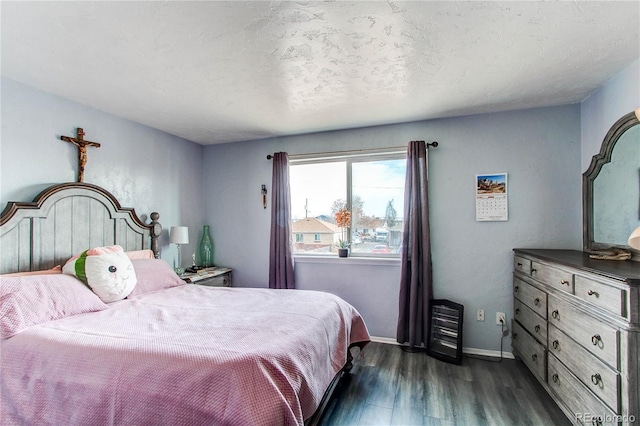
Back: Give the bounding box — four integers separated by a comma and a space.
629, 226, 640, 250
169, 226, 189, 245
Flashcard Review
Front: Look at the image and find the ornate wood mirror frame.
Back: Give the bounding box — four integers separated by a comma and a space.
583, 109, 640, 260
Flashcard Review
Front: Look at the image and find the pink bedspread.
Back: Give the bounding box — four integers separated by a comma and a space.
1, 286, 370, 425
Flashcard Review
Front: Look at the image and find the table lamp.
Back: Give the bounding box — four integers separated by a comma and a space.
169, 226, 189, 274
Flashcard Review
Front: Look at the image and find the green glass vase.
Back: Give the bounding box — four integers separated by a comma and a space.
199, 225, 214, 267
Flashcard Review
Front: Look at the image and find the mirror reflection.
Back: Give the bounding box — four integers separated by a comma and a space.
593, 124, 640, 246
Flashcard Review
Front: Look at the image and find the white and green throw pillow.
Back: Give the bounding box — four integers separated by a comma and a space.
63, 245, 137, 303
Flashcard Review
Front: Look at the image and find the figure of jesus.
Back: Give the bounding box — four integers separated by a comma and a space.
60, 128, 101, 182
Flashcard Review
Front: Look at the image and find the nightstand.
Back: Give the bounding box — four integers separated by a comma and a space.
180, 267, 232, 287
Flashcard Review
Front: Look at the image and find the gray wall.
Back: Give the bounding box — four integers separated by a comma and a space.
203, 105, 583, 351
580, 58, 640, 254
0, 78, 205, 266
581, 58, 639, 172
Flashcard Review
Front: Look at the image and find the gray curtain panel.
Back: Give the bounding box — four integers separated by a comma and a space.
397, 141, 433, 347
269, 152, 296, 289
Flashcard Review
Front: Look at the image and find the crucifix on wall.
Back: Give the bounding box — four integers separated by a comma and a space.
60, 128, 101, 183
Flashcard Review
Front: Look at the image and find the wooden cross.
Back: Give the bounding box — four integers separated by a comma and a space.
60, 128, 101, 182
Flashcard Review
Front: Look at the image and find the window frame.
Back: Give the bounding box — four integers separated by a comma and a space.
290, 147, 406, 258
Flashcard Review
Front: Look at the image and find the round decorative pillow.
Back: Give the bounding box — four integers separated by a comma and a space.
63, 245, 137, 303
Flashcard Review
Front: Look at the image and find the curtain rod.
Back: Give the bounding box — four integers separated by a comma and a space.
266, 141, 438, 160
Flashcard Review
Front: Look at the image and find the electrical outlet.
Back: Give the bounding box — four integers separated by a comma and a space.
477, 309, 485, 321
496, 312, 506, 325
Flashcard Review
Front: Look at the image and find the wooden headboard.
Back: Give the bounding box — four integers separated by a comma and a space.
0, 183, 161, 274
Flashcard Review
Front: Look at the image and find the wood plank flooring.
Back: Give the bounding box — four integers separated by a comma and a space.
319, 342, 571, 426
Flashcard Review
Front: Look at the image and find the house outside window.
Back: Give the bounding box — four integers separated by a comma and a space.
290, 147, 406, 257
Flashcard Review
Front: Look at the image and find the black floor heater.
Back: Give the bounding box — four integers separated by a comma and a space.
426, 299, 464, 365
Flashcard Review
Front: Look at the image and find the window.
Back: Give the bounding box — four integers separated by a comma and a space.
290, 148, 406, 257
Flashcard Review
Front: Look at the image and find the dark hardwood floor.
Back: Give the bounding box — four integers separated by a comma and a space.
319, 342, 571, 426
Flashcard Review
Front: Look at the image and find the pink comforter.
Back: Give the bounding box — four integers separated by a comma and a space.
1, 286, 370, 425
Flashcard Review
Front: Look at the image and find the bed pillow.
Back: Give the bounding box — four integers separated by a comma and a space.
63, 245, 137, 303
127, 258, 185, 298
1, 265, 62, 277
0, 274, 108, 339
125, 249, 155, 260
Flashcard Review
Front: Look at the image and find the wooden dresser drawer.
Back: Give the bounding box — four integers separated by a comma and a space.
548, 354, 619, 424
514, 255, 532, 275
548, 324, 620, 412
548, 293, 618, 368
531, 261, 574, 294
512, 321, 546, 383
196, 273, 232, 287
514, 299, 547, 343
574, 275, 626, 319
514, 276, 547, 319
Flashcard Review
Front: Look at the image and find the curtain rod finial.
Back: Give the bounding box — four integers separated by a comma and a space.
266, 154, 273, 160
428, 141, 438, 148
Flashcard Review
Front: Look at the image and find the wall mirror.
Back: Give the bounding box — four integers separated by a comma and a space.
583, 109, 640, 260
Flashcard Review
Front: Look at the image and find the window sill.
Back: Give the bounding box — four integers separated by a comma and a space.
294, 255, 401, 267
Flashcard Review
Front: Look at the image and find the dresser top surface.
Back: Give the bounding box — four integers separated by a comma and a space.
514, 249, 640, 283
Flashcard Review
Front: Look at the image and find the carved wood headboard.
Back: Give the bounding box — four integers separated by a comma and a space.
0, 183, 161, 274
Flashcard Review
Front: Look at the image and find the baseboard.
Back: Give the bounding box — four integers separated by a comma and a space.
369, 336, 515, 359
370, 336, 400, 345
463, 346, 515, 359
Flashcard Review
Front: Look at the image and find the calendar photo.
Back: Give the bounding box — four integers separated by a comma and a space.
476, 173, 508, 221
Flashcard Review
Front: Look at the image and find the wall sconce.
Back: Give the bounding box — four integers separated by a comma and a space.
169, 226, 189, 274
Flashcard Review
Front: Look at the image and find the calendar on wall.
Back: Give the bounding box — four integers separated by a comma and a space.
476, 173, 508, 221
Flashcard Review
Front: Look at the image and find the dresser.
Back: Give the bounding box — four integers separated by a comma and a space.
512, 249, 640, 425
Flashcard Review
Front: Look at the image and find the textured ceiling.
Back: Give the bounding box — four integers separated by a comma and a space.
2, 1, 639, 145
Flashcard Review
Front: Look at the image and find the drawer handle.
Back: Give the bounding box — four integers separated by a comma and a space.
591, 334, 604, 349
517, 262, 522, 267
531, 268, 537, 274
552, 340, 559, 350
534, 297, 540, 306
560, 279, 570, 286
531, 354, 537, 362
512, 333, 517, 340
515, 308, 520, 315
591, 373, 602, 386
552, 373, 559, 383
514, 285, 519, 293
587, 289, 599, 297
534, 325, 540, 333
551, 309, 559, 319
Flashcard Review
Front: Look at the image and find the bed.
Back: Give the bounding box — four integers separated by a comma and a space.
0, 182, 370, 425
